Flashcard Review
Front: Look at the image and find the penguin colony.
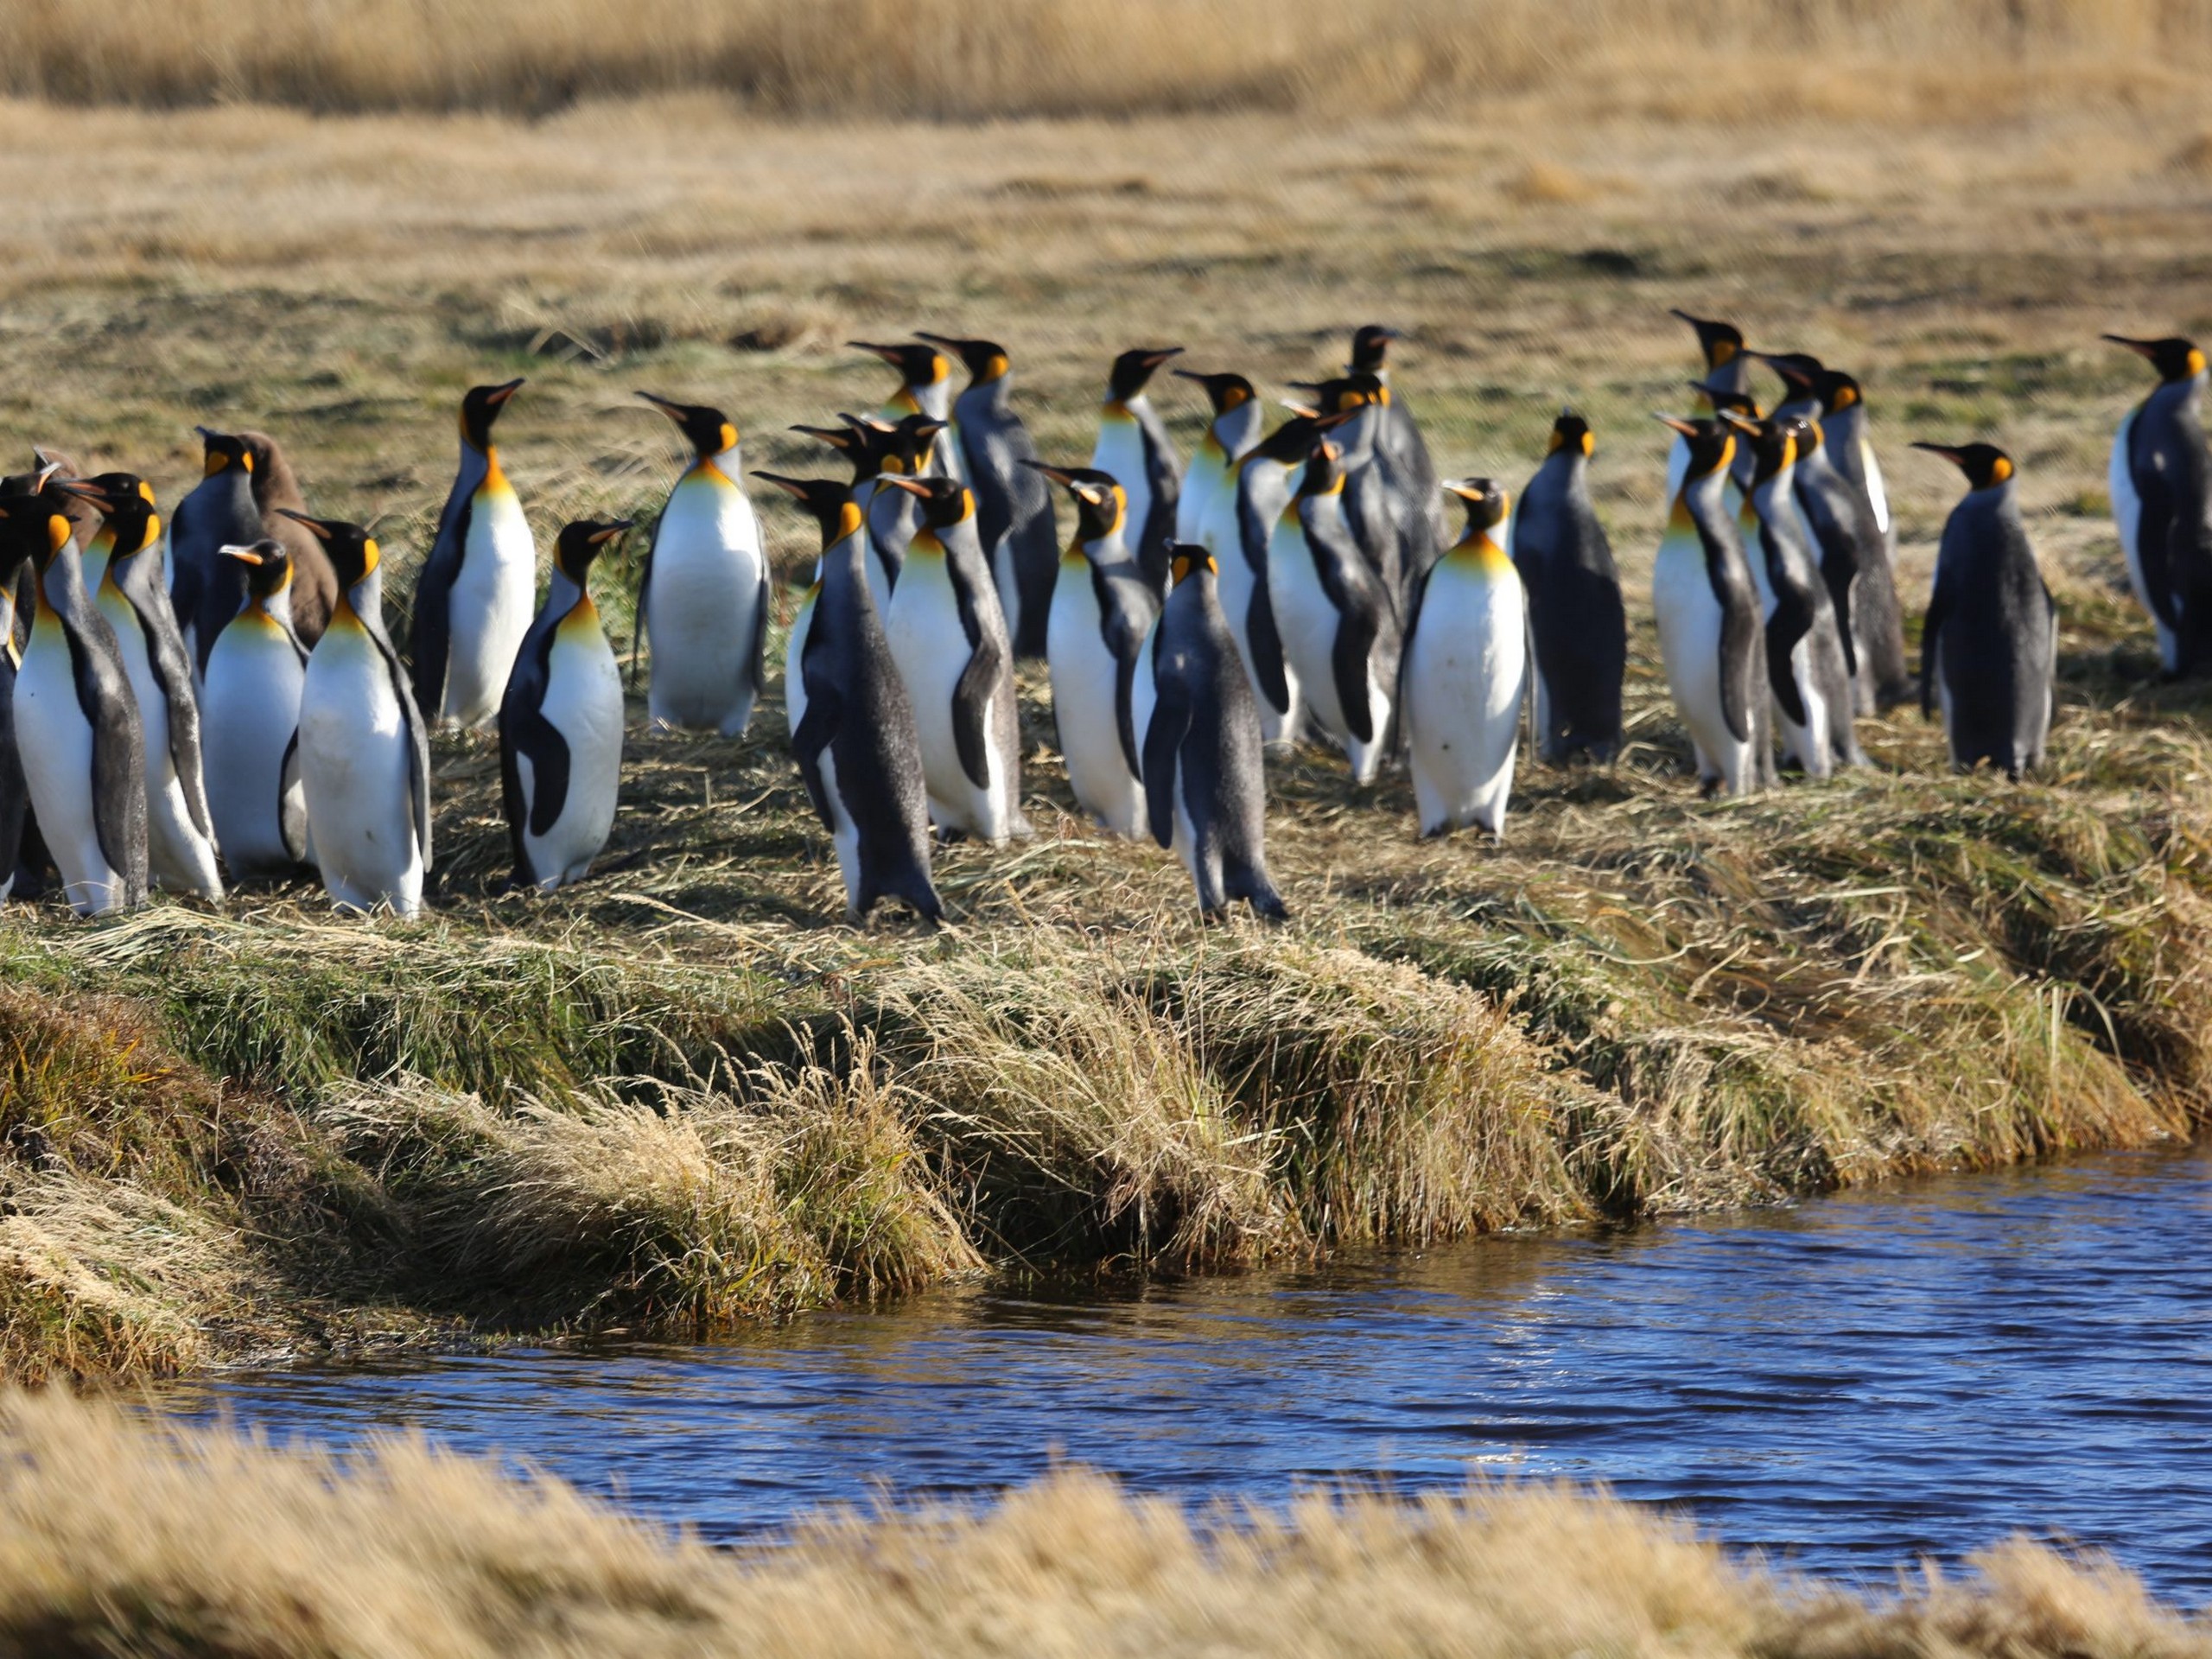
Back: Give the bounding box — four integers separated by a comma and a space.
0, 316, 2196, 925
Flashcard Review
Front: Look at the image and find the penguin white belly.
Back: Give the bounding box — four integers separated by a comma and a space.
1092, 418, 1152, 557
989, 533, 1021, 650
1178, 448, 1224, 544
885, 562, 1007, 842
1046, 569, 1143, 836
784, 588, 817, 741
1268, 522, 1365, 767
1777, 636, 1834, 780
301, 626, 423, 917
16, 630, 128, 915
1652, 532, 1752, 792
2109, 408, 2173, 670
1861, 441, 1891, 536
521, 615, 625, 888
646, 470, 766, 735
204, 614, 307, 876
442, 486, 537, 728
97, 593, 221, 899
1405, 557, 1526, 837
814, 747, 865, 916
1199, 489, 1299, 745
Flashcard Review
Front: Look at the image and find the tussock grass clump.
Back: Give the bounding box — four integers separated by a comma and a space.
0, 1387, 2205, 1659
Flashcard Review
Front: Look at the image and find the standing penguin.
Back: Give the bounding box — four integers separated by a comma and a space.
1511, 410, 1625, 763
1090, 346, 1185, 595
1144, 545, 1286, 922
239, 431, 339, 650
755, 474, 941, 925
1402, 480, 1529, 840
853, 341, 963, 484
855, 412, 950, 599
1172, 370, 1264, 547
1651, 416, 1770, 798
1290, 374, 1409, 608
914, 334, 1058, 658
200, 538, 311, 880
59, 474, 222, 897
1348, 325, 1445, 578
1268, 439, 1402, 786
634, 392, 768, 736
170, 428, 265, 678
0, 467, 148, 915
1809, 372, 1910, 709
2105, 334, 2212, 675
1218, 410, 1345, 747
1722, 414, 1862, 779
411, 378, 535, 729
1031, 463, 1156, 838
1666, 312, 1751, 508
499, 518, 630, 893
876, 475, 1028, 846
283, 512, 432, 918
1915, 443, 2056, 779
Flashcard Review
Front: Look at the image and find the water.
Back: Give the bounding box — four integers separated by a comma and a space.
162, 1143, 2212, 1597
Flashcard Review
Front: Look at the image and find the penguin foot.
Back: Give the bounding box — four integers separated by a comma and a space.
1698, 775, 1723, 799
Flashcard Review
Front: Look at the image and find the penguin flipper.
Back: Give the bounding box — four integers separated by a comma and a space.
278, 727, 309, 865
365, 620, 435, 874
1718, 589, 1759, 748
631, 509, 660, 684
1114, 651, 1145, 781
791, 690, 843, 832
1307, 515, 1384, 744
1920, 582, 1950, 721
1761, 552, 1814, 731
64, 614, 148, 903
1245, 582, 1292, 715
410, 491, 468, 720
1141, 683, 1190, 852
130, 574, 213, 838
948, 566, 1004, 794
747, 566, 770, 700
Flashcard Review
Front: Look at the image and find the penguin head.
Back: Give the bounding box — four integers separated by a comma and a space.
1171, 369, 1258, 419
791, 421, 880, 484
0, 461, 78, 575
1349, 324, 1399, 375
880, 474, 973, 531
2105, 334, 2207, 384
458, 378, 524, 449
1817, 370, 1865, 415
851, 340, 949, 400
1547, 410, 1596, 458
1752, 350, 1826, 401
1442, 478, 1510, 537
1289, 373, 1387, 417
1669, 310, 1745, 372
219, 539, 294, 601
55, 472, 161, 558
1910, 442, 2015, 493
913, 333, 1011, 387
887, 413, 949, 476
1167, 543, 1217, 588
1719, 411, 1806, 484
1105, 346, 1184, 406
1024, 463, 1126, 543
552, 518, 632, 583
196, 427, 253, 479
1249, 409, 1350, 467
1686, 378, 1761, 421
1295, 440, 1346, 498
754, 474, 862, 549
637, 392, 738, 460
276, 511, 379, 587
1652, 415, 1736, 481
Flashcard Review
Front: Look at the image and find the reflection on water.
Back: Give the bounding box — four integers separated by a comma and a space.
162, 1144, 2212, 1594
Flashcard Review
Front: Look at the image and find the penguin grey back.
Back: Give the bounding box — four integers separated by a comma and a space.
1511, 411, 1624, 762
172, 429, 265, 675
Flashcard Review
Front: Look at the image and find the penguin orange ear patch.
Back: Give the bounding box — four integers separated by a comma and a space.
1989, 455, 2013, 485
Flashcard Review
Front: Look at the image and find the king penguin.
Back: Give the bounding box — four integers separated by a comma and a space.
1090, 346, 1185, 595
1402, 480, 1529, 839
1913, 442, 2056, 779
170, 427, 265, 679
200, 538, 312, 880
240, 431, 339, 650
0, 466, 148, 915
1809, 371, 1910, 709
1218, 409, 1345, 748
1350, 326, 1443, 555
60, 473, 222, 897
1666, 311, 1751, 509
1268, 438, 1402, 785
411, 378, 535, 728
2105, 334, 2212, 675
1288, 374, 1408, 607
852, 341, 965, 486
634, 392, 768, 736
283, 511, 432, 918
1651, 416, 1770, 798
499, 518, 630, 892
877, 474, 1028, 846
1171, 370, 1264, 549
914, 334, 1058, 658
1721, 413, 1861, 779
1031, 463, 1157, 838
1511, 410, 1625, 763
1143, 544, 1286, 922
755, 474, 941, 926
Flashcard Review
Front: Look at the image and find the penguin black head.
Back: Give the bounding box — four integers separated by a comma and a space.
1249, 409, 1350, 467
791, 421, 880, 484
276, 510, 380, 587
2104, 334, 2207, 384
196, 426, 253, 479
1349, 324, 1399, 374
1910, 441, 2015, 493
637, 392, 738, 460
1106, 346, 1184, 404
753, 474, 862, 549
0, 462, 77, 576
1816, 369, 1865, 415
554, 518, 632, 583
1171, 369, 1258, 418
1752, 350, 1826, 399
1024, 463, 1126, 543
1669, 310, 1745, 373
1288, 373, 1387, 416
1295, 440, 1346, 498
912, 333, 1011, 387
1653, 415, 1736, 480
850, 340, 950, 393
1686, 378, 1761, 420
219, 539, 294, 601
1719, 411, 1809, 483
885, 413, 948, 476
56, 472, 161, 558
1547, 410, 1596, 458
1167, 543, 1217, 588
459, 378, 524, 450
1442, 478, 1510, 537
880, 474, 972, 531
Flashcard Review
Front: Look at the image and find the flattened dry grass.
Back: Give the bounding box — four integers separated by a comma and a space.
0, 1387, 2205, 1659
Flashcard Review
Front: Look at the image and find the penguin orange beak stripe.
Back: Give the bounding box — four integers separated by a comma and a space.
219, 544, 265, 566
1909, 442, 1967, 463
275, 508, 335, 541
1020, 461, 1078, 487
53, 479, 114, 505
878, 476, 931, 499
588, 520, 633, 545
2101, 334, 2160, 359
750, 472, 811, 499
485, 378, 525, 405
1652, 414, 1702, 438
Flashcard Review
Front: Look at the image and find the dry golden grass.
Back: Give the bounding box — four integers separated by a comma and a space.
0, 1385, 2204, 1659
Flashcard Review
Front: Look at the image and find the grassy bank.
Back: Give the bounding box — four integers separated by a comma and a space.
0, 1387, 2203, 1659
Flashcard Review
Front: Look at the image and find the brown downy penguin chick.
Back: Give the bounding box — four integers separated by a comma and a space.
239, 431, 338, 647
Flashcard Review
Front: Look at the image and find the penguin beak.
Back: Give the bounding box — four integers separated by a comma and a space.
1652, 414, 1702, 438
2102, 334, 2160, 360
634, 391, 685, 420
879, 475, 930, 499
849, 341, 905, 366
54, 479, 113, 506
1020, 461, 1077, 488
1281, 401, 1322, 420
1909, 442, 1967, 466
485, 378, 525, 406
1718, 410, 1762, 435
1751, 352, 1815, 390
750, 472, 810, 499
219, 543, 265, 566
791, 423, 855, 449
1441, 481, 1487, 504
1319, 442, 1343, 463
1143, 347, 1185, 370
275, 508, 335, 541
588, 520, 633, 545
